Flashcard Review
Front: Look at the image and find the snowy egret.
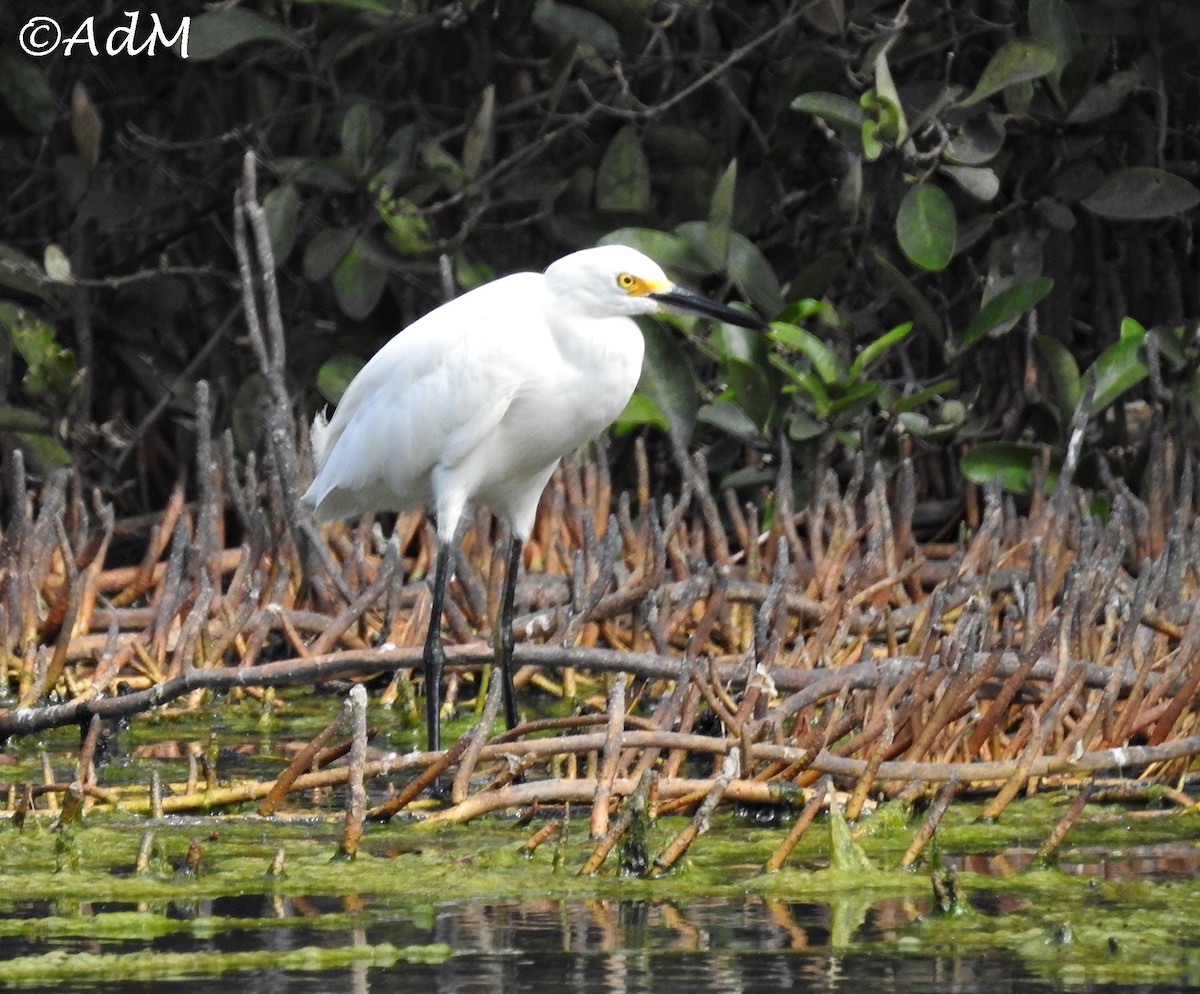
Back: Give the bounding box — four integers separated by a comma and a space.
302, 244, 765, 751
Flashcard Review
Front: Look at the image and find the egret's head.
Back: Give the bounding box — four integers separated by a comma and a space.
545, 245, 766, 330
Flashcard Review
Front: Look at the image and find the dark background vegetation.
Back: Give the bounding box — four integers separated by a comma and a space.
2, 0, 1199, 520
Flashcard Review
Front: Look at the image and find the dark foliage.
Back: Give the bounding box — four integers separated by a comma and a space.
2, 0, 1199, 514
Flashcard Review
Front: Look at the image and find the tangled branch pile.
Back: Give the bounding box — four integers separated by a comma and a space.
2, 391, 1198, 830
3, 155, 1199, 850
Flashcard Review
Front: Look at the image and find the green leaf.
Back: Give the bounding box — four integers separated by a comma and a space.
896, 184, 956, 272
1081, 167, 1200, 221
303, 227, 357, 282
341, 103, 376, 177
0, 403, 52, 433
828, 380, 884, 420
0, 304, 75, 399
600, 228, 711, 275
0, 52, 56, 135
790, 92, 868, 129
316, 354, 366, 406
636, 320, 700, 441
1065, 70, 1140, 125
961, 442, 1054, 494
1119, 316, 1146, 341
872, 251, 945, 341
944, 114, 1006, 166
43, 245, 71, 283
787, 410, 826, 442
376, 194, 433, 256
962, 277, 1054, 348
673, 223, 781, 315
70, 82, 103, 171
596, 125, 651, 215
262, 184, 300, 266
0, 244, 50, 301
725, 232, 782, 318
870, 49, 908, 145
186, 8, 294, 61
1035, 335, 1082, 421
769, 322, 842, 384
1091, 335, 1147, 413
421, 142, 467, 193
789, 369, 833, 417
719, 355, 775, 429
860, 117, 884, 162
850, 321, 913, 379
463, 85, 495, 181
893, 378, 957, 413
697, 397, 766, 446
958, 39, 1058, 108
332, 238, 388, 320
707, 160, 737, 269
1029, 0, 1081, 94
940, 165, 1000, 202
0, 407, 71, 470
531, 0, 622, 59
614, 392, 669, 434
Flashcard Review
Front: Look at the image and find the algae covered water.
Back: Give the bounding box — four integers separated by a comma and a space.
2, 806, 1199, 992
3, 695, 1199, 991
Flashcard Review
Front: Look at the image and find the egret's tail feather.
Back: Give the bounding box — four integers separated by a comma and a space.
310, 407, 333, 470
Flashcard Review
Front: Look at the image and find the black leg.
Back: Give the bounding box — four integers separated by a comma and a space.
494, 536, 523, 731
423, 543, 452, 752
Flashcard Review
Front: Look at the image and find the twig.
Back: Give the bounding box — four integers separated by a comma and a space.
762, 777, 830, 873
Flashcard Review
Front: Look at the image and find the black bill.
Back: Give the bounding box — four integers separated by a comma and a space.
649, 286, 768, 331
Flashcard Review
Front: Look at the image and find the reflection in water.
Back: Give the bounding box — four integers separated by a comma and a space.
19, 895, 1019, 993
6, 892, 1195, 994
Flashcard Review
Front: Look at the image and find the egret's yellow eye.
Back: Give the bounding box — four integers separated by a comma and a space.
619, 270, 648, 292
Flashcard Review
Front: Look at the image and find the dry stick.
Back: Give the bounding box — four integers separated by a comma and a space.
650, 748, 740, 877
258, 696, 351, 816
44, 507, 114, 699
306, 556, 397, 657
76, 712, 102, 786
0, 638, 1153, 741
967, 617, 1060, 756
579, 768, 657, 876
366, 734, 472, 822
150, 770, 164, 819
54, 781, 85, 831
451, 662, 506, 803
899, 775, 960, 869
1032, 783, 1095, 867
40, 751, 59, 812
135, 831, 154, 874
844, 713, 892, 821
519, 819, 562, 858
978, 708, 1053, 822
336, 685, 369, 859
762, 777, 830, 873
32, 725, 1200, 819
590, 671, 627, 838
1147, 602, 1200, 746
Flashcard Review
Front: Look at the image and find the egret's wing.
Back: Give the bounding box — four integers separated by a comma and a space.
303, 273, 544, 519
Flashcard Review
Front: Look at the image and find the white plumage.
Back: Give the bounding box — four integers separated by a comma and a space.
301, 244, 764, 751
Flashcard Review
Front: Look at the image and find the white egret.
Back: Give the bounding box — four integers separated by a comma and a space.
302, 244, 765, 751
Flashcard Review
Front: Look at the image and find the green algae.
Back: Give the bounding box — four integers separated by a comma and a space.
0, 942, 454, 985
1, 808, 1198, 987
5, 694, 1200, 988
